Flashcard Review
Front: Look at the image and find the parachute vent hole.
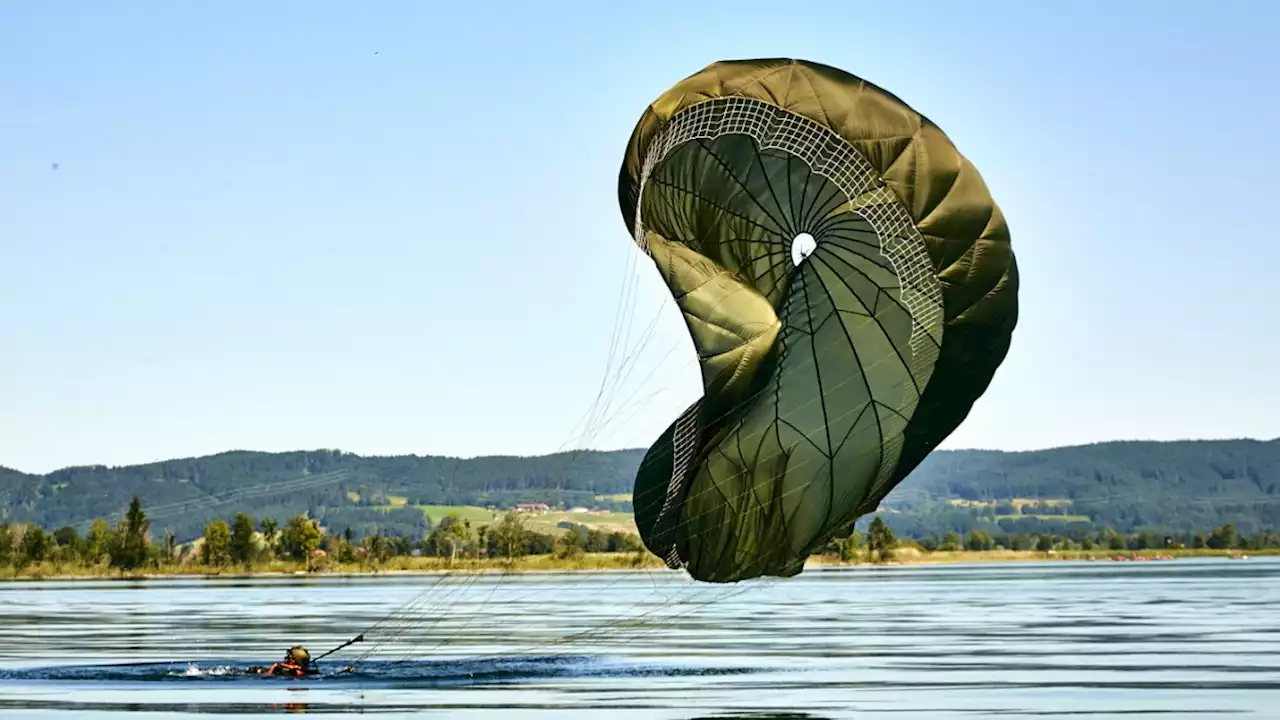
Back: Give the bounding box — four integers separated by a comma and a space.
791, 232, 818, 266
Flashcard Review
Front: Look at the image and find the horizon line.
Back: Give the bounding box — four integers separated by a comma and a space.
5, 435, 1278, 477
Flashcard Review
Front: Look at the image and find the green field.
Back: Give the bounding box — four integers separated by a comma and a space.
416, 505, 500, 526
375, 502, 640, 535
946, 497, 1089, 522
949, 497, 1075, 510
593, 493, 633, 503
347, 494, 639, 534
523, 510, 638, 535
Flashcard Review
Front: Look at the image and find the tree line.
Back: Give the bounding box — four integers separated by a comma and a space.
4, 495, 1275, 579
820, 517, 1279, 563
0, 496, 649, 574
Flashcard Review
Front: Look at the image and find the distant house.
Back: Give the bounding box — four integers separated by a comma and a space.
515, 502, 550, 513
568, 507, 589, 513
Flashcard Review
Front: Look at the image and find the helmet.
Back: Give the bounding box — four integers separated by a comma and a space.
286, 646, 310, 666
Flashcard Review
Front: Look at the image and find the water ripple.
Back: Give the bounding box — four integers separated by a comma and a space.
0, 558, 1276, 718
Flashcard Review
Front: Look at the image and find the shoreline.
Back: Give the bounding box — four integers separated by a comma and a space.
2, 547, 1273, 582
807, 546, 1278, 566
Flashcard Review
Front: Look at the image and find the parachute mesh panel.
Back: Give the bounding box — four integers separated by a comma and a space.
650, 401, 701, 569
631, 96, 942, 364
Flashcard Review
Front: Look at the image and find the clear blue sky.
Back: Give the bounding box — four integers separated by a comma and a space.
3, 1, 1277, 475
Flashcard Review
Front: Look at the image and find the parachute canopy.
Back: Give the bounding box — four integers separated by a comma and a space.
619, 58, 1018, 583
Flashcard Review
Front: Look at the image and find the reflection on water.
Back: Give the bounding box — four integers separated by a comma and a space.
0, 558, 1277, 718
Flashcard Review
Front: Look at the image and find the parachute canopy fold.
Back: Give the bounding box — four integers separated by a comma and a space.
618, 58, 1018, 583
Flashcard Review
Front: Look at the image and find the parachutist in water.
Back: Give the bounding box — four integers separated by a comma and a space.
249, 646, 319, 677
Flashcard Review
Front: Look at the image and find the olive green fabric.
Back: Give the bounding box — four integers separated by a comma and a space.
618, 59, 1018, 583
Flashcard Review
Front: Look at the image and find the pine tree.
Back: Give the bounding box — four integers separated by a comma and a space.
868, 517, 897, 563
112, 496, 150, 570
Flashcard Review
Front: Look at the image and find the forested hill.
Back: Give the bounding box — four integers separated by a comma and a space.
2, 438, 1277, 541
881, 439, 1280, 537
0, 449, 646, 542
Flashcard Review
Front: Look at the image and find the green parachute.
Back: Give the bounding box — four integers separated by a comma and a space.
618, 58, 1019, 583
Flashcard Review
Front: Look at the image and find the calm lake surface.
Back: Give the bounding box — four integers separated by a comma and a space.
0, 558, 1277, 719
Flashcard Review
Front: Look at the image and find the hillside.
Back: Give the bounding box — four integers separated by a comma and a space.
1, 439, 1277, 541
0, 449, 644, 542
882, 439, 1280, 537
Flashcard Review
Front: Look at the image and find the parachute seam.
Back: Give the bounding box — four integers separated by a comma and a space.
692, 137, 793, 236
649, 174, 784, 239
809, 251, 919, 395
802, 256, 877, 539
726, 344, 754, 387
748, 131, 798, 241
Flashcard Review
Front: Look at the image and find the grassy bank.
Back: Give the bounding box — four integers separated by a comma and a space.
0, 551, 667, 581
2, 547, 1274, 582
808, 546, 1280, 566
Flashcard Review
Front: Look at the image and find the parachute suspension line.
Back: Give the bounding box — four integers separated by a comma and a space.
440, 392, 901, 661
580, 292, 685, 447
568, 206, 694, 457
379, 570, 494, 664
594, 242, 641, 417
570, 238, 645, 451
579, 580, 767, 649
479, 230, 678, 628
345, 571, 462, 659
411, 563, 514, 659
461, 577, 768, 663
347, 564, 709, 669
461, 226, 884, 656
469, 391, 800, 658
369, 525, 723, 665
494, 250, 705, 650
340, 568, 493, 669
339, 455, 498, 655
351, 459, 492, 645
593, 264, 664, 428
333, 246, 674, 670
396, 563, 518, 661
349, 475, 761, 668
533, 237, 662, 515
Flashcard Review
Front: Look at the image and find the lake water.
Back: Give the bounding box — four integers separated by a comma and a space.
0, 558, 1276, 719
